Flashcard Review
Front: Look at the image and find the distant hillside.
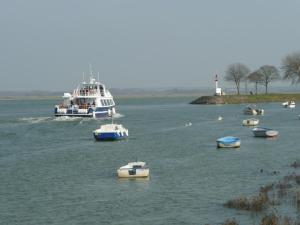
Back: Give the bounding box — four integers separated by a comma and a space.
0, 88, 212, 100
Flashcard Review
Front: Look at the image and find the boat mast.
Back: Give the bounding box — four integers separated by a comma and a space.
89, 63, 94, 79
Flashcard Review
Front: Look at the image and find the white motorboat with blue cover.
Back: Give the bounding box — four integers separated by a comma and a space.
216, 136, 241, 148
117, 161, 149, 178
93, 122, 128, 141
54, 69, 116, 118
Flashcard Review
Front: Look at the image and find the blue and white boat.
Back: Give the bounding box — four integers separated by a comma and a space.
216, 136, 241, 148
54, 68, 116, 118
93, 123, 128, 141
252, 127, 278, 137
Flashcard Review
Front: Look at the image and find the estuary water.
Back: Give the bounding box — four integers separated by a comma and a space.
0, 97, 299, 225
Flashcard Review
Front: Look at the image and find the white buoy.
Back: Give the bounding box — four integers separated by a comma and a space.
218, 116, 223, 121
185, 122, 192, 127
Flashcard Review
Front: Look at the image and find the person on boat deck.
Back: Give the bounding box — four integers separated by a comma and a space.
70, 100, 73, 106
92, 101, 95, 106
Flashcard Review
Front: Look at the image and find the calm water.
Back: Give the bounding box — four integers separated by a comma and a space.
0, 97, 299, 225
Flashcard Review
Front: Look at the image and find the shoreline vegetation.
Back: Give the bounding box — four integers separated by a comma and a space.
190, 93, 300, 104
214, 160, 300, 225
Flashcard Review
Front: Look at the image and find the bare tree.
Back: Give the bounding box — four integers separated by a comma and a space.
225, 63, 250, 95
248, 71, 263, 94
282, 52, 300, 83
256, 65, 280, 94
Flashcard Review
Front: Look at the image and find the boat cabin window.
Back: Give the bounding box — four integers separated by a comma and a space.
77, 98, 96, 108
99, 85, 104, 96
133, 165, 142, 169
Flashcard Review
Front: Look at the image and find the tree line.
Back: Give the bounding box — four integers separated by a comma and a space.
224, 51, 300, 95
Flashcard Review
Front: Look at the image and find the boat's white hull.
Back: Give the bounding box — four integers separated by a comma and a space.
117, 168, 149, 178
243, 109, 264, 115
282, 101, 295, 108
54, 106, 116, 118
283, 104, 295, 108
243, 109, 257, 115
217, 141, 241, 148
252, 128, 278, 137
242, 119, 259, 126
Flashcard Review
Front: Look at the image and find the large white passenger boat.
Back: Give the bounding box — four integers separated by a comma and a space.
54, 70, 116, 118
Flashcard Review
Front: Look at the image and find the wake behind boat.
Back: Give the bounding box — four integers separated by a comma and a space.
54, 68, 116, 118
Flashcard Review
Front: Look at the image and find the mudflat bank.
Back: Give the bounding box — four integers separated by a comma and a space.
190, 93, 300, 104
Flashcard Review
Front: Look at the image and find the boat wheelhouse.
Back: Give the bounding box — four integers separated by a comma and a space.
54, 71, 116, 118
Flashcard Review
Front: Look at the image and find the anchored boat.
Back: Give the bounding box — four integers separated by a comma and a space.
93, 123, 128, 141
243, 105, 264, 115
282, 101, 295, 108
242, 118, 259, 126
54, 69, 116, 118
117, 161, 149, 178
252, 127, 278, 138
216, 136, 241, 148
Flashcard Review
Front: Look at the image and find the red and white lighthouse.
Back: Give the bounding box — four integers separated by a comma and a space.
214, 74, 223, 96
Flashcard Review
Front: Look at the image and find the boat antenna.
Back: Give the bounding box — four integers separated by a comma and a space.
82, 72, 85, 82
97, 72, 100, 83
89, 63, 94, 78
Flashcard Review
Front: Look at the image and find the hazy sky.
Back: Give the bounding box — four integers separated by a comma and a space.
1, 0, 300, 91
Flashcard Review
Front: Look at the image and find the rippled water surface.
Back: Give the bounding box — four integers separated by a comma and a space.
0, 97, 299, 225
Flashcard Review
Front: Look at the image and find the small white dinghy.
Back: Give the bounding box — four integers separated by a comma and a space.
117, 161, 149, 178
242, 118, 259, 126
243, 105, 264, 115
282, 101, 295, 108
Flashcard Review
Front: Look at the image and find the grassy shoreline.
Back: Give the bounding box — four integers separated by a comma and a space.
190, 93, 300, 104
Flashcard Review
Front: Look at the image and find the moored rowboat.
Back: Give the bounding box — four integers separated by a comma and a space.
216, 136, 241, 148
